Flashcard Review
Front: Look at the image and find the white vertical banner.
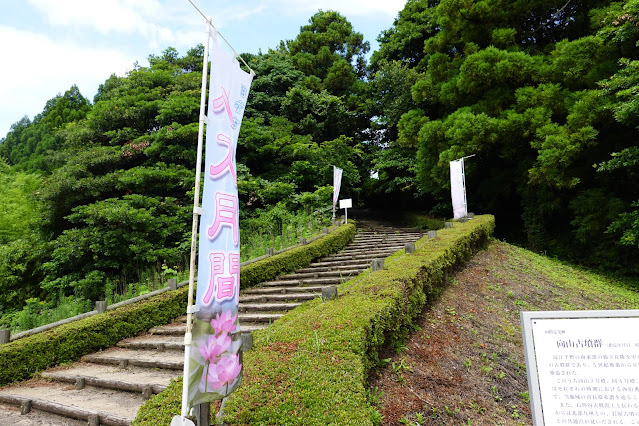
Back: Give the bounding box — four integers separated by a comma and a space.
332, 166, 343, 219
450, 158, 467, 219
188, 30, 253, 406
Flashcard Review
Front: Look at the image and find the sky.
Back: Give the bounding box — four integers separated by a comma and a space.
0, 0, 407, 139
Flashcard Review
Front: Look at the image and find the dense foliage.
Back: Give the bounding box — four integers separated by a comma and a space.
1, 3, 638, 319
369, 0, 639, 272
0, 11, 371, 319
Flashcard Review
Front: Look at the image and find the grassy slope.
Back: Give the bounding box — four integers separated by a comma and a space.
370, 240, 639, 425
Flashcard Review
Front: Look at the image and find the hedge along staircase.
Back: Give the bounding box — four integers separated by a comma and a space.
0, 221, 425, 426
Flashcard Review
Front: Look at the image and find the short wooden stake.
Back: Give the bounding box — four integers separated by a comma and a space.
266, 247, 274, 256
428, 230, 437, 239
21, 400, 32, 415
167, 278, 178, 290
119, 359, 128, 369
372, 259, 384, 271
75, 377, 85, 390
322, 286, 337, 301
405, 243, 415, 254
0, 329, 9, 345
300, 237, 307, 245
241, 332, 253, 352
143, 386, 153, 400
95, 301, 106, 314
195, 402, 210, 426
88, 413, 100, 426
445, 222, 453, 229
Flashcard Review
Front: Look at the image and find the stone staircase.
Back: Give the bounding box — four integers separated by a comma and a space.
0, 222, 425, 425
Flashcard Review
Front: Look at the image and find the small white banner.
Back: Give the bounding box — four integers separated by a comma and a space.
333, 166, 343, 211
449, 159, 467, 219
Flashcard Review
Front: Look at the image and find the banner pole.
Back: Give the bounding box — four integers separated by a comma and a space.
181, 16, 212, 419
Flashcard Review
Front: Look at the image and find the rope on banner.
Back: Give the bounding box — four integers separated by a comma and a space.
186, 0, 256, 76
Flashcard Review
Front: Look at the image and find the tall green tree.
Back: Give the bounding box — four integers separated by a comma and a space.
0, 85, 91, 172
370, 0, 639, 272
0, 159, 47, 310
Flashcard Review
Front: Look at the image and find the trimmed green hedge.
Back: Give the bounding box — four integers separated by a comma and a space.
134, 215, 495, 425
0, 222, 356, 388
0, 286, 189, 387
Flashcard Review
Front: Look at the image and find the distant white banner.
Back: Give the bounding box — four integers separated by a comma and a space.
450, 159, 467, 219
333, 166, 343, 217
189, 31, 253, 407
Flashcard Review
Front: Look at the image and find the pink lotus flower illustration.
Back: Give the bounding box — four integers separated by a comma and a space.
199, 333, 232, 363
200, 353, 242, 392
210, 310, 238, 336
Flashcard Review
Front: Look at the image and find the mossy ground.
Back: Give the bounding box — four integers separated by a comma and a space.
369, 240, 639, 425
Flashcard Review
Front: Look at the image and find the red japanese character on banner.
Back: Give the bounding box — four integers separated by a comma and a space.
209, 133, 236, 185
207, 192, 239, 246
211, 87, 233, 126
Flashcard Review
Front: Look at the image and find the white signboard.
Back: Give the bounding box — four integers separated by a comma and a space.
521, 310, 639, 425
339, 198, 352, 209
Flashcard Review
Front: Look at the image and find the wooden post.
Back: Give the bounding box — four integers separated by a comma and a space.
95, 301, 106, 314
21, 400, 32, 415
405, 243, 415, 254
195, 402, 210, 426
88, 414, 100, 426
321, 286, 338, 301
0, 329, 9, 344
445, 222, 453, 229
428, 230, 437, 239
372, 259, 384, 271
167, 278, 178, 290
241, 331, 253, 352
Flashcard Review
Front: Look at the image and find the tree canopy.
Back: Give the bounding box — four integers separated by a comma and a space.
1, 4, 638, 316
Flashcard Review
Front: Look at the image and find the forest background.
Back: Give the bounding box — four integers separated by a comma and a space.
0, 0, 638, 330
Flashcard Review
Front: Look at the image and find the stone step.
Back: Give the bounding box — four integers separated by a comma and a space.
0, 402, 87, 425
240, 323, 268, 332
148, 322, 185, 336
0, 382, 141, 425
276, 269, 362, 280
238, 312, 283, 324
337, 248, 403, 257
241, 291, 319, 301
305, 259, 374, 268
294, 263, 371, 273
238, 302, 302, 312
242, 286, 322, 296
117, 334, 184, 350
260, 277, 344, 287
81, 347, 184, 370
41, 363, 177, 395
321, 252, 398, 262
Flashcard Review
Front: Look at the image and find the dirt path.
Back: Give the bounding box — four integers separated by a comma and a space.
369, 240, 637, 425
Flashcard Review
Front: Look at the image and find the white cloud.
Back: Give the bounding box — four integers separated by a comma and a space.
270, 0, 406, 18
26, 0, 200, 49
0, 25, 134, 136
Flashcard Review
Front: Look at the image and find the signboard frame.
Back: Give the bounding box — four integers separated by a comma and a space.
521, 309, 639, 425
